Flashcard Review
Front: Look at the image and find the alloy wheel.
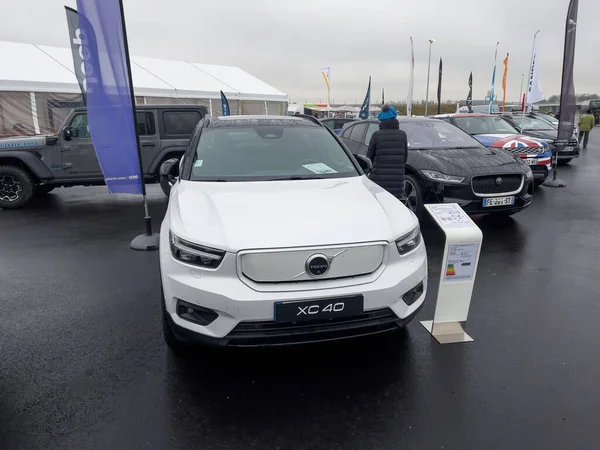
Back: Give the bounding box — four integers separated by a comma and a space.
403, 180, 418, 212
0, 175, 23, 202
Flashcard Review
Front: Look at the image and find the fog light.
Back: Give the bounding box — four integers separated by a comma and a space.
176, 299, 218, 326
402, 282, 424, 306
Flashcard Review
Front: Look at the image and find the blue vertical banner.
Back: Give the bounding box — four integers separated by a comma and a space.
220, 90, 230, 116
76, 0, 143, 194
359, 76, 371, 120
489, 42, 499, 114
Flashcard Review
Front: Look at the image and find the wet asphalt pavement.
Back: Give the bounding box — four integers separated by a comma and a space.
1, 134, 600, 450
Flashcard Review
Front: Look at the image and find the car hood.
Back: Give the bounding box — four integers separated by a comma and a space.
473, 133, 548, 149
520, 129, 558, 141
412, 146, 528, 177
168, 177, 418, 252
0, 134, 52, 150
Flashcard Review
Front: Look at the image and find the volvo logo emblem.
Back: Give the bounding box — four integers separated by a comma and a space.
495, 177, 503, 186
305, 254, 330, 277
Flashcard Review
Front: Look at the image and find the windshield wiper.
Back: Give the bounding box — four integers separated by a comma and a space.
266, 175, 326, 181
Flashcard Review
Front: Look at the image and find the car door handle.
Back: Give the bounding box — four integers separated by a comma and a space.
61, 146, 71, 152
141, 142, 155, 147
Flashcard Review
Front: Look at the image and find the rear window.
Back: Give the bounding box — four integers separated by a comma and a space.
189, 125, 359, 182
163, 111, 202, 136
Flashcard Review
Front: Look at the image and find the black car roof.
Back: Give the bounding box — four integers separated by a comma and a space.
73, 104, 207, 112
207, 115, 321, 128
351, 117, 441, 124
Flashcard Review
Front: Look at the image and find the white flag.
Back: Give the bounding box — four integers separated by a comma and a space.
407, 37, 414, 117
526, 41, 543, 105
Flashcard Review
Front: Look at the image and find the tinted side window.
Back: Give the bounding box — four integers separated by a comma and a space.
365, 123, 379, 145
136, 112, 156, 136
163, 111, 202, 136
340, 125, 353, 139
69, 114, 91, 139
349, 123, 367, 142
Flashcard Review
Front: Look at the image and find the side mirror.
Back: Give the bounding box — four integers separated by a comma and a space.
63, 127, 73, 141
159, 158, 180, 196
354, 154, 372, 174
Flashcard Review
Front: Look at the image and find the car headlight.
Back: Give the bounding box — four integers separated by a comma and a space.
421, 170, 465, 184
395, 225, 422, 255
525, 169, 533, 180
170, 231, 225, 268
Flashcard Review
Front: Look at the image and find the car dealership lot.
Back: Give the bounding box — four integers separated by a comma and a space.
1, 136, 600, 449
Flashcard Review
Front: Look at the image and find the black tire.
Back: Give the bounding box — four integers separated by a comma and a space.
36, 185, 55, 195
403, 174, 425, 220
0, 165, 35, 209
534, 179, 544, 188
161, 287, 188, 352
558, 159, 572, 166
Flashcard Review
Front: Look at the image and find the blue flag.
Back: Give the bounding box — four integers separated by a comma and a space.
220, 90, 230, 116
359, 77, 371, 120
76, 0, 143, 194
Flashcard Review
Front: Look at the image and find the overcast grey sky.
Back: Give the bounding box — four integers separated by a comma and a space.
1, 0, 599, 104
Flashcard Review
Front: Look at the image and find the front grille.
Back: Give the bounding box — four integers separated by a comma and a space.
227, 308, 401, 346
472, 174, 523, 195
500, 146, 547, 155
568, 138, 578, 146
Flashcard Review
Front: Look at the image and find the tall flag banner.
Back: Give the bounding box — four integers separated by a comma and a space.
382, 88, 385, 106
467, 72, 473, 113
554, 0, 579, 182
436, 58, 443, 115
489, 42, 499, 114
64, 7, 88, 105
502, 53, 509, 112
526, 36, 544, 108
407, 37, 415, 117
220, 90, 230, 116
321, 67, 331, 116
359, 76, 371, 120
76, 0, 142, 195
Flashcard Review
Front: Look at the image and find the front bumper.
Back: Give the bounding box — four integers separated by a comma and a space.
159, 229, 428, 347
424, 177, 533, 215
556, 143, 581, 160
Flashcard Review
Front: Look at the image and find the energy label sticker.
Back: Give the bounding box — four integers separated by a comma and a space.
444, 242, 479, 282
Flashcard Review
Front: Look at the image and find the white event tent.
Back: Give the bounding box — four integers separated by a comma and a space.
0, 40, 288, 136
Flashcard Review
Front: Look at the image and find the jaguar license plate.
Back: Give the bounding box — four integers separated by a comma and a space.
274, 295, 364, 323
483, 196, 515, 207
564, 146, 574, 152
523, 158, 538, 165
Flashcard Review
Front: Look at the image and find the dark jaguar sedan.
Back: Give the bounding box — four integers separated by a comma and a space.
339, 117, 534, 219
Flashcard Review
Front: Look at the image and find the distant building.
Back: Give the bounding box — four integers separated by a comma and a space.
0, 41, 288, 136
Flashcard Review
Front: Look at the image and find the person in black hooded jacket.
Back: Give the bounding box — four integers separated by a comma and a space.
366, 105, 408, 200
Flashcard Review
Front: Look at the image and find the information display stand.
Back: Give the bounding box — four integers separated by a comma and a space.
420, 204, 483, 344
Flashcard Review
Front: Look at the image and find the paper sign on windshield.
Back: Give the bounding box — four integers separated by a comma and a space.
303, 163, 337, 174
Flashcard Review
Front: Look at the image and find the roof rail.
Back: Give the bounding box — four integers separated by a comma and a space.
295, 114, 324, 126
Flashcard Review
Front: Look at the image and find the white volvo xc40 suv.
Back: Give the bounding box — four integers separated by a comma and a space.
159, 115, 427, 348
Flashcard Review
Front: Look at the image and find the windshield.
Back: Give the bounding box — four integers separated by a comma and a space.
400, 120, 481, 150
512, 115, 556, 131
189, 125, 360, 181
453, 116, 517, 135
589, 100, 600, 110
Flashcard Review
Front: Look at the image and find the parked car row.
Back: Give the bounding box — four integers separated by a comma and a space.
339, 116, 534, 219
